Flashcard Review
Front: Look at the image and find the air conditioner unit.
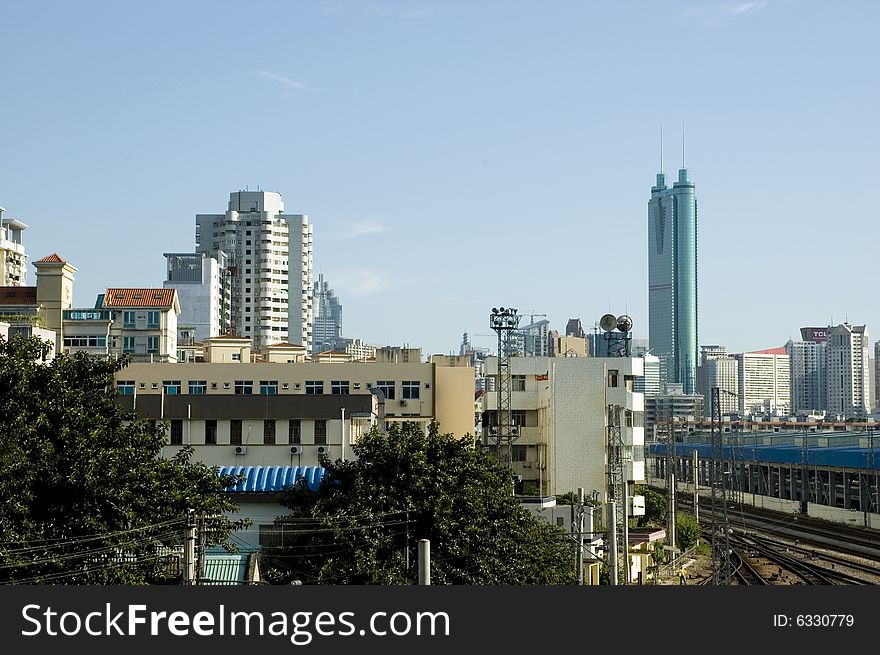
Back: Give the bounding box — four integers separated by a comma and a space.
234, 445, 248, 455
290, 446, 302, 455
400, 399, 408, 406
316, 445, 329, 455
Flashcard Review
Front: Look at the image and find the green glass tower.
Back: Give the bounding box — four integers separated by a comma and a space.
648, 167, 698, 394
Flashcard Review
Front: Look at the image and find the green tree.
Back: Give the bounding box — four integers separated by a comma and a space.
635, 485, 666, 527
266, 422, 575, 585
0, 335, 242, 584
675, 514, 702, 551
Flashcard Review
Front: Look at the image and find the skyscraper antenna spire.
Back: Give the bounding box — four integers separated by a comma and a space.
660, 123, 664, 174
682, 120, 686, 169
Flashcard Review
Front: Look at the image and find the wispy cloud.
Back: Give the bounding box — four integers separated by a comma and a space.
683, 1, 768, 27
256, 70, 307, 92
348, 220, 387, 237
330, 269, 392, 296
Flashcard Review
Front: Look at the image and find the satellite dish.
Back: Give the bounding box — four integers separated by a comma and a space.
600, 314, 617, 332
617, 315, 633, 333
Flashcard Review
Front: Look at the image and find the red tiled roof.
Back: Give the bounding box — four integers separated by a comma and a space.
34, 253, 67, 264
102, 288, 176, 308
0, 286, 38, 305
267, 342, 307, 349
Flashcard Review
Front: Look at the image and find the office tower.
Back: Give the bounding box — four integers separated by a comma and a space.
787, 333, 827, 417
735, 347, 790, 417
635, 353, 661, 397
696, 345, 738, 414
163, 252, 227, 342
312, 273, 343, 354
648, 165, 698, 393
874, 340, 879, 413
825, 323, 870, 418
195, 191, 313, 350
0, 207, 27, 286
565, 318, 586, 339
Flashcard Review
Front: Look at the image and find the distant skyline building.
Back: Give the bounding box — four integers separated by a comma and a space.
0, 207, 28, 286
786, 338, 827, 417
696, 345, 738, 415
735, 347, 790, 417
163, 252, 226, 343
195, 191, 313, 351
312, 273, 342, 354
648, 163, 698, 394
825, 323, 870, 418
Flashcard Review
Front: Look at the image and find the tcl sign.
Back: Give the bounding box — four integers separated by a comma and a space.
800, 327, 828, 342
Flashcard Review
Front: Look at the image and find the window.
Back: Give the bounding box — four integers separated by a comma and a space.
376, 381, 395, 400
314, 420, 327, 445
402, 381, 420, 400
260, 380, 278, 395
234, 380, 253, 395
123, 311, 135, 328
205, 420, 217, 445
116, 380, 135, 395
147, 311, 160, 328
305, 380, 323, 395
188, 380, 207, 395
123, 337, 135, 353
170, 420, 183, 445
162, 380, 181, 395
331, 380, 350, 395
513, 375, 526, 392
289, 420, 301, 444
512, 410, 526, 427
230, 420, 242, 446
147, 336, 160, 353
264, 419, 276, 445
608, 370, 619, 388
511, 445, 528, 461
232, 353, 241, 361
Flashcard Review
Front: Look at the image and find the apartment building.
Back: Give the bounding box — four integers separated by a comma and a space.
114, 353, 475, 468
481, 356, 646, 498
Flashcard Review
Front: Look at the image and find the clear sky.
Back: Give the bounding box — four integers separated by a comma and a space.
2, 1, 877, 358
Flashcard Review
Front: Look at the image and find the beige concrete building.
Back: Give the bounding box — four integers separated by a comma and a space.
115, 356, 475, 469
482, 356, 646, 499
0, 209, 28, 286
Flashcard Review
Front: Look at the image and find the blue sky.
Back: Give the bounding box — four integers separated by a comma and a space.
2, 1, 877, 357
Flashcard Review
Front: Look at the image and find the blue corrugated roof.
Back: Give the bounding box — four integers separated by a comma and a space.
649, 443, 878, 469
217, 466, 326, 492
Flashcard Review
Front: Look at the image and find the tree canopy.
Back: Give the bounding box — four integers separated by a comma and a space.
0, 334, 241, 584
265, 422, 575, 585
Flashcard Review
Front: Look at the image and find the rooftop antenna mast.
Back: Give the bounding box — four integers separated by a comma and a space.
682, 120, 686, 169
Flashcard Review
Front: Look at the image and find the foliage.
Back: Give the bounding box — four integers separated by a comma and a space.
266, 422, 575, 585
635, 485, 666, 527
675, 514, 702, 551
0, 334, 242, 584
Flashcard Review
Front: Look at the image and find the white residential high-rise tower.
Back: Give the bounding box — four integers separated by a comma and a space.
195, 191, 313, 350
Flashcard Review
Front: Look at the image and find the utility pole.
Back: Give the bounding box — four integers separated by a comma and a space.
489, 306, 521, 472
418, 539, 431, 585
801, 424, 809, 514
710, 387, 732, 585
667, 416, 677, 558
693, 449, 699, 522
196, 512, 207, 585
606, 499, 617, 585
183, 510, 196, 585
576, 488, 585, 585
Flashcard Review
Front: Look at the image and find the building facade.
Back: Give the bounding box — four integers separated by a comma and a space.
648, 168, 698, 394
163, 252, 227, 343
825, 323, 871, 418
115, 357, 475, 469
787, 338, 827, 417
696, 345, 738, 415
0, 208, 27, 286
481, 356, 646, 499
311, 273, 342, 355
195, 191, 313, 351
736, 347, 791, 417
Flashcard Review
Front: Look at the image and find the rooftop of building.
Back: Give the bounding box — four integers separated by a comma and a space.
0, 287, 37, 305
102, 288, 177, 309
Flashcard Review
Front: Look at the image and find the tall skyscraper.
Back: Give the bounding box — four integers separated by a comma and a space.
648, 166, 698, 394
195, 191, 313, 350
787, 328, 828, 417
696, 345, 738, 414
825, 323, 870, 418
735, 347, 790, 417
312, 273, 342, 354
